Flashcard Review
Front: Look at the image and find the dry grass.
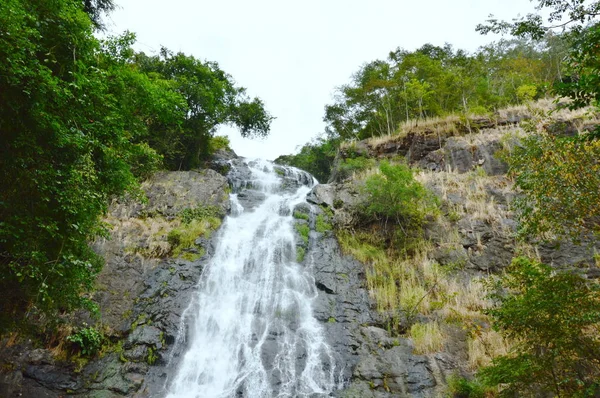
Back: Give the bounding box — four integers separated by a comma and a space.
410, 321, 446, 354
364, 114, 462, 148
417, 167, 514, 232
348, 98, 599, 154
467, 329, 509, 370
48, 324, 75, 360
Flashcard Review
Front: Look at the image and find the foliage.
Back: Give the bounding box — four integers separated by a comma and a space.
274, 136, 338, 182
478, 1, 600, 128
208, 135, 232, 154
67, 325, 104, 357
295, 223, 310, 245
337, 156, 376, 180
316, 214, 332, 233
293, 211, 310, 221
135, 49, 273, 169
296, 246, 306, 263
324, 40, 568, 140
476, 0, 600, 40
0, 0, 147, 328
82, 0, 114, 29
179, 206, 223, 224
363, 161, 438, 250
480, 257, 600, 396
554, 22, 600, 125
446, 375, 490, 398
168, 206, 222, 258
506, 132, 600, 240
0, 0, 271, 330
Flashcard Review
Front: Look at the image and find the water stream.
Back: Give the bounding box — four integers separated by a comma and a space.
165, 159, 337, 398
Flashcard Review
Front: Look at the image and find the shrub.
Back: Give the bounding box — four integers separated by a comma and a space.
480, 257, 600, 396
446, 375, 489, 398
208, 135, 231, 154
67, 326, 103, 357
337, 156, 375, 179
506, 133, 600, 241
362, 160, 438, 252
364, 161, 437, 225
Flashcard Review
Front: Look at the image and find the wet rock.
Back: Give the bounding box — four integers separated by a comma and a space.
307, 184, 336, 208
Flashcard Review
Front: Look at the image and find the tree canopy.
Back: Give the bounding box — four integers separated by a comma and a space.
0, 0, 271, 329
323, 38, 568, 141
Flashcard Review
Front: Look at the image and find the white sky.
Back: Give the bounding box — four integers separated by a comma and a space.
105, 0, 537, 160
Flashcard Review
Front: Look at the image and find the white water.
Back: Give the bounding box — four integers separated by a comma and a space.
166, 160, 337, 398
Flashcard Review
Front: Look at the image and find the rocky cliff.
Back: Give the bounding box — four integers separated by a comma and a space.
0, 169, 230, 397
2, 102, 599, 398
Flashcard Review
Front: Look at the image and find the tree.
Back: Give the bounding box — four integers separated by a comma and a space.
477, 0, 600, 113
362, 161, 438, 252
507, 132, 600, 240
136, 49, 273, 169
479, 1, 600, 239
274, 136, 338, 182
82, 0, 114, 29
323, 41, 564, 141
476, 0, 600, 39
0, 0, 157, 328
480, 257, 600, 397
0, 0, 272, 331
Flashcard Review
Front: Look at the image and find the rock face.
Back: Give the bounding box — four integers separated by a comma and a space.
0, 169, 230, 398
3, 112, 600, 398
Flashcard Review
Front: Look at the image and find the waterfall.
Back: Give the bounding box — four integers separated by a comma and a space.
165, 159, 337, 398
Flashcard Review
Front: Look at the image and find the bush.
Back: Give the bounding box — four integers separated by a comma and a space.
208, 135, 231, 154
364, 161, 437, 224
362, 160, 437, 252
447, 375, 489, 398
480, 257, 600, 396
506, 133, 600, 241
67, 325, 103, 357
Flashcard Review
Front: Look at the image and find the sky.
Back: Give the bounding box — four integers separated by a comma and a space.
105, 0, 538, 160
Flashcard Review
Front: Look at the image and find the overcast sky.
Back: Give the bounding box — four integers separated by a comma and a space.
105, 0, 536, 160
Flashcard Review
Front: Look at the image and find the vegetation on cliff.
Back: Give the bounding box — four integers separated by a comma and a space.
301, 1, 600, 395
0, 0, 271, 331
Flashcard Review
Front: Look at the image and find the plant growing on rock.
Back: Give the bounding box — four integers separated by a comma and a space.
480, 257, 600, 396
507, 132, 600, 241
67, 325, 104, 357
362, 160, 438, 252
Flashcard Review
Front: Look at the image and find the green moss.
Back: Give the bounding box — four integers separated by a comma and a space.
146, 346, 158, 365
295, 223, 309, 245
168, 208, 222, 258
296, 247, 306, 262
315, 214, 332, 233
293, 211, 309, 221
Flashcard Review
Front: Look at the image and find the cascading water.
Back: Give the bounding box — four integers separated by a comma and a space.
165, 159, 338, 398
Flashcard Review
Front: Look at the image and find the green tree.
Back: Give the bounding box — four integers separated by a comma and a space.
362, 161, 438, 251
480, 1, 600, 239
507, 132, 600, 240
477, 0, 599, 114
136, 49, 273, 169
480, 257, 600, 397
274, 136, 338, 182
0, 0, 156, 328
82, 0, 114, 29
